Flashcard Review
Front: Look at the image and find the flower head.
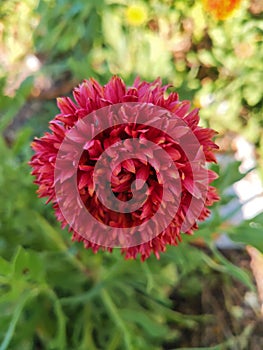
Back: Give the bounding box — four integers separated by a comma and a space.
202, 0, 242, 20
30, 76, 219, 261
125, 4, 148, 26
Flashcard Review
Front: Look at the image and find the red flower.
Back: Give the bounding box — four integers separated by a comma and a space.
30, 76, 219, 261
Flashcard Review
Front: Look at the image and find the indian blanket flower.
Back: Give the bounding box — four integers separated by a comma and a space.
30, 76, 219, 261
202, 0, 242, 20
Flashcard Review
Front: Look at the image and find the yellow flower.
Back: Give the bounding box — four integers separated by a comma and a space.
126, 4, 148, 26
202, 0, 242, 20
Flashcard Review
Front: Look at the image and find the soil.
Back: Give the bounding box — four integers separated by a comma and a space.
164, 249, 263, 350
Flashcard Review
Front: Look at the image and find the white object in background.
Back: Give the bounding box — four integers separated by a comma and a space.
216, 136, 263, 249
233, 136, 263, 220
25, 54, 41, 72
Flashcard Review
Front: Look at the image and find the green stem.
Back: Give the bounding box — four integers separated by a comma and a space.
0, 290, 37, 350
141, 260, 154, 293
34, 211, 88, 274
100, 289, 133, 350
41, 286, 67, 349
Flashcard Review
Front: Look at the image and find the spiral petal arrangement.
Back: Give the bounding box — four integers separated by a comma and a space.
30, 76, 219, 260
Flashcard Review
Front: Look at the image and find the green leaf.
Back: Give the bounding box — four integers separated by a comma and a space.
213, 161, 254, 197
209, 245, 254, 291
12, 127, 32, 155
0, 257, 11, 276
0, 291, 36, 350
228, 213, 263, 252
243, 85, 262, 106
12, 246, 45, 283
101, 289, 132, 350
119, 308, 169, 338
198, 50, 217, 67
0, 76, 33, 132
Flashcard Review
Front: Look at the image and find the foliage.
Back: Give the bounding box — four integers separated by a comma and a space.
0, 118, 261, 349
0, 0, 263, 349
1, 0, 262, 169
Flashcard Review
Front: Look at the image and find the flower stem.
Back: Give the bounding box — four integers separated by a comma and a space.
100, 289, 133, 350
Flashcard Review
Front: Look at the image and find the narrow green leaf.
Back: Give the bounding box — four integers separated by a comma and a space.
209, 244, 254, 291
119, 308, 169, 338
0, 291, 36, 350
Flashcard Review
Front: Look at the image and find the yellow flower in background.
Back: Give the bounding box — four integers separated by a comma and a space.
126, 4, 148, 26
202, 0, 243, 20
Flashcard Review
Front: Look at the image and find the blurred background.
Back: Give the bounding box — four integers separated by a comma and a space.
0, 0, 263, 349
